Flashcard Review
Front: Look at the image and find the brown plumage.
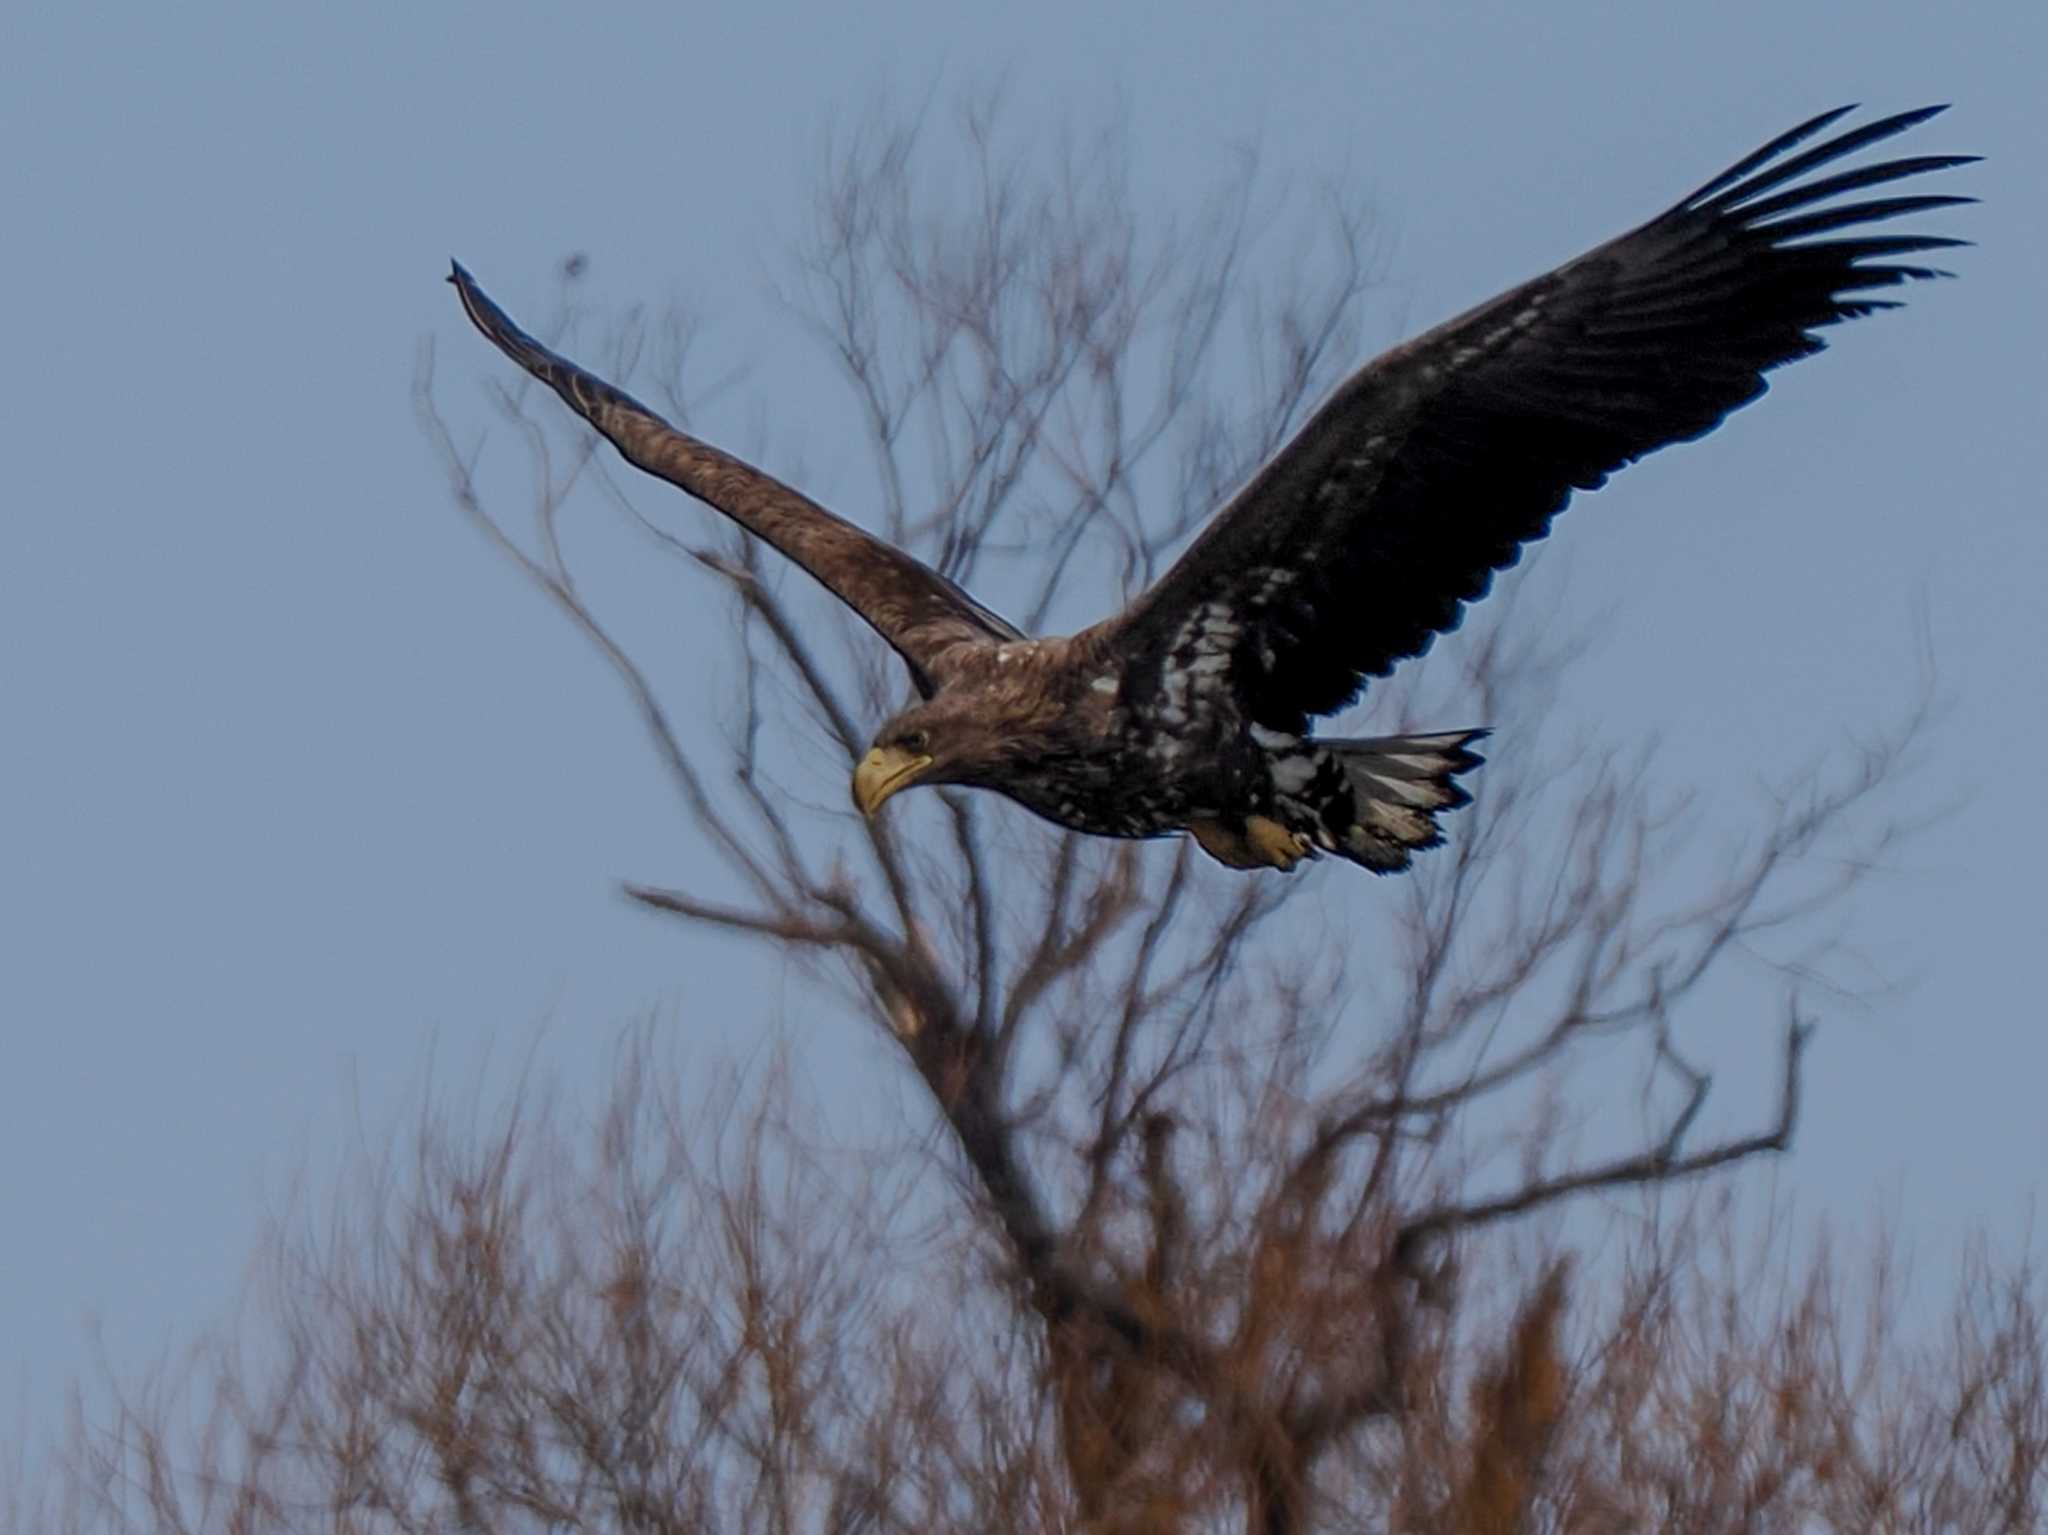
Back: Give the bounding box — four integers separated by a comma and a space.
450, 104, 1971, 874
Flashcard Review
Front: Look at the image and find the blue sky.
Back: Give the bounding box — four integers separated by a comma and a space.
2, 0, 2042, 1438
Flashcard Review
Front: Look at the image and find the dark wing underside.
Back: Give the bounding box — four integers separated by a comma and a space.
449, 265, 1024, 697
1099, 105, 1975, 734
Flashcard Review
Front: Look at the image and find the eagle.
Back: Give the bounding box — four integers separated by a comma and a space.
450, 105, 1970, 875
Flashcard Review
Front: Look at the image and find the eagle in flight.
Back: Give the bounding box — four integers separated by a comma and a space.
451, 105, 1970, 875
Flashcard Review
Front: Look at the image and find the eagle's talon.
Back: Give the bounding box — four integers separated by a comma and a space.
1243, 814, 1311, 871
1191, 816, 1306, 870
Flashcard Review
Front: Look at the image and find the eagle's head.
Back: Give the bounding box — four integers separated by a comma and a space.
852, 694, 1016, 818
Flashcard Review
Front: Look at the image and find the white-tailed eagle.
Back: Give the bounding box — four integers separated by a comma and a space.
451, 105, 1971, 874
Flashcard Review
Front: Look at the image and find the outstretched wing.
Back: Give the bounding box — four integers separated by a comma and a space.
1098, 105, 1974, 734
449, 264, 1024, 697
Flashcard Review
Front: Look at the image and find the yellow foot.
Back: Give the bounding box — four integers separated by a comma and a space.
1188, 815, 1315, 872
1246, 814, 1314, 871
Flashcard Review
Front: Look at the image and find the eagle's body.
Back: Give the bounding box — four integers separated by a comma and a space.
891, 634, 1484, 871
903, 637, 1146, 835
452, 105, 1972, 874
900, 635, 1268, 839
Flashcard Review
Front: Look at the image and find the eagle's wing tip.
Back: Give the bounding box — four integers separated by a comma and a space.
1872, 103, 1956, 137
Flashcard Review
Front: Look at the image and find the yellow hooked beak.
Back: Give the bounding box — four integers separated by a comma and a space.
852, 745, 934, 818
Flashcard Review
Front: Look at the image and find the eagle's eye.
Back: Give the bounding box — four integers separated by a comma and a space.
899, 728, 931, 754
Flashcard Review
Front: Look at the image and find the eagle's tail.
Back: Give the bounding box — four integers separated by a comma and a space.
1315, 729, 1489, 873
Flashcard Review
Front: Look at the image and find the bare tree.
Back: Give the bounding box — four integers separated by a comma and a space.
22, 1039, 2046, 1535
18, 91, 2009, 1534
406, 90, 1943, 1532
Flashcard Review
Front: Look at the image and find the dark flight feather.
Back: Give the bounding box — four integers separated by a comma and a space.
1099, 105, 1975, 736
